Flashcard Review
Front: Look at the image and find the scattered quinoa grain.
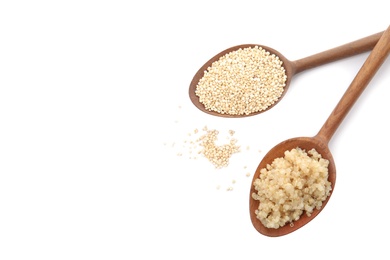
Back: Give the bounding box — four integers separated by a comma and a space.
166, 111, 262, 191
197, 128, 240, 168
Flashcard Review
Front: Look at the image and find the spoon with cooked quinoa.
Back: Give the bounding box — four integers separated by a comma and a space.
189, 31, 383, 117
249, 25, 390, 237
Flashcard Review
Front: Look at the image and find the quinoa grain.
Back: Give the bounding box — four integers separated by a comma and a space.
252, 147, 332, 229
195, 46, 287, 115
197, 129, 240, 168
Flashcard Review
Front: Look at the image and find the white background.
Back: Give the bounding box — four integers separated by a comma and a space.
1, 1, 389, 259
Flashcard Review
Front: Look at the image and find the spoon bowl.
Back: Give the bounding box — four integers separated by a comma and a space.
249, 25, 390, 237
249, 136, 336, 237
189, 31, 383, 118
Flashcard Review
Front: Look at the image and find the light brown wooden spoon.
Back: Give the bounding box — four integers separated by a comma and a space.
189, 31, 383, 118
249, 25, 390, 237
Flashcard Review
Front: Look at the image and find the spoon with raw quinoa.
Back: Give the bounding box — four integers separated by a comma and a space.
189, 31, 383, 117
249, 25, 390, 237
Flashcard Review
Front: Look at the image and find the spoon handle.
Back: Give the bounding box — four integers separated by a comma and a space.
293, 31, 384, 74
316, 25, 390, 144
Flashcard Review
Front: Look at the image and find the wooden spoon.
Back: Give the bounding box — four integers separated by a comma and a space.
189, 31, 383, 117
249, 25, 390, 237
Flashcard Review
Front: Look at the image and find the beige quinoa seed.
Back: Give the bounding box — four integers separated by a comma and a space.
251, 147, 332, 229
195, 46, 287, 116
197, 129, 240, 168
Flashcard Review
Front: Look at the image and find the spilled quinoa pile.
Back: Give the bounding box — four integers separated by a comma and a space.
165, 106, 263, 191
195, 46, 287, 116
251, 147, 332, 229
172, 125, 240, 169
197, 128, 240, 168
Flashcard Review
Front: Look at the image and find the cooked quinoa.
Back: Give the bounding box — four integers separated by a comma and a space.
252, 147, 332, 229
195, 46, 287, 115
